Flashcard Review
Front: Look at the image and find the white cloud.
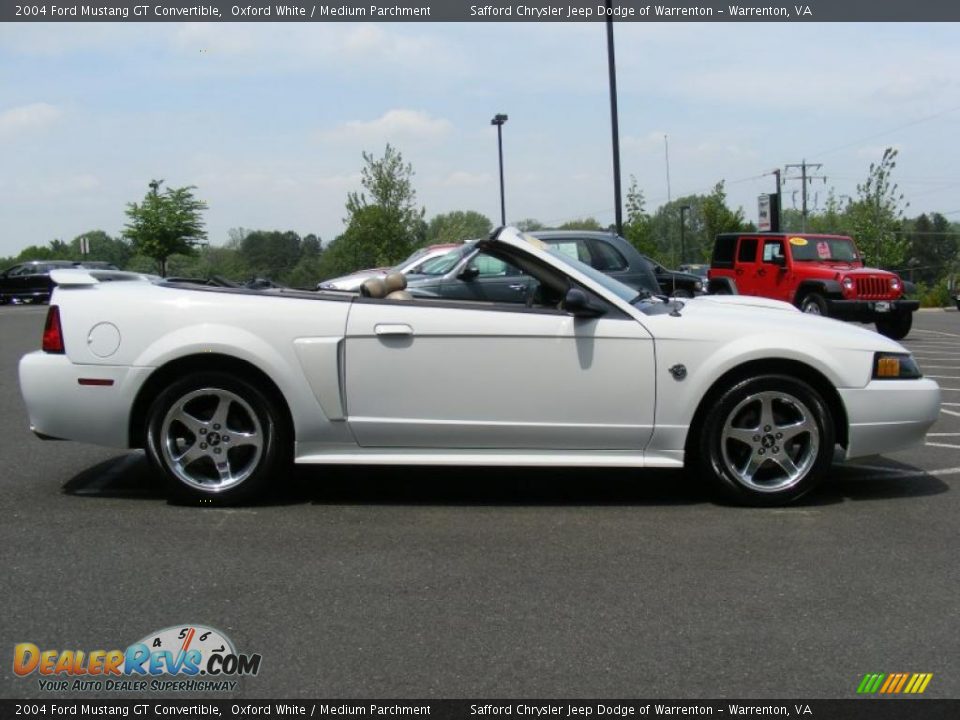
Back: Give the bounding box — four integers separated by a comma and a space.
0, 103, 63, 141
320, 109, 452, 144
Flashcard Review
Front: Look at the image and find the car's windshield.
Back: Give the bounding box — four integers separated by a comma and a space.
789, 236, 859, 262
389, 246, 433, 273
413, 245, 473, 276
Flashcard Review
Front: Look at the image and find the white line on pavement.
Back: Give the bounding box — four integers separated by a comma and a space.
927, 432, 960, 436
912, 329, 960, 338
926, 375, 960, 379
926, 442, 960, 450
941, 408, 960, 417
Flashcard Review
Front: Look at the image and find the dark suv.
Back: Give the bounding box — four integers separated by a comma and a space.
0, 260, 118, 304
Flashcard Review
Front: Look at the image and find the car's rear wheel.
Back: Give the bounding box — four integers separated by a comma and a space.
694, 375, 834, 506
145, 372, 287, 505
875, 311, 912, 340
799, 293, 829, 316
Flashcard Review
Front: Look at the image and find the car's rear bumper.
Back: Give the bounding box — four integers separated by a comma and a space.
18, 351, 152, 448
839, 379, 941, 459
827, 298, 919, 321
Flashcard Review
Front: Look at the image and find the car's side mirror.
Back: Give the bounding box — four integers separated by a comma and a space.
458, 265, 479, 281
772, 255, 786, 268
562, 288, 605, 318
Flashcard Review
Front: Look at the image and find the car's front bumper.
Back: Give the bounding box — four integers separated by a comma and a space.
826, 298, 919, 321
19, 351, 152, 448
839, 378, 941, 459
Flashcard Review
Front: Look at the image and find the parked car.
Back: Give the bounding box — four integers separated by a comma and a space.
317, 243, 461, 291
679, 263, 709, 280
404, 231, 662, 302
0, 260, 118, 305
19, 227, 939, 507
642, 257, 704, 297
708, 232, 919, 339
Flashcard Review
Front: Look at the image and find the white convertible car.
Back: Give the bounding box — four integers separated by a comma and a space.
19, 228, 940, 506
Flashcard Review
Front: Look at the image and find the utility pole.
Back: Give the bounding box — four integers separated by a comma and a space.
604, 2, 623, 236
771, 168, 781, 231
784, 160, 826, 231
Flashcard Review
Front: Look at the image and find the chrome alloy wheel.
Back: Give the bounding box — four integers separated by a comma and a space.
801, 298, 822, 314
719, 390, 820, 493
160, 387, 264, 492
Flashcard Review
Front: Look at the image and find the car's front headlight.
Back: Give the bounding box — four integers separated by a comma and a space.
873, 352, 922, 379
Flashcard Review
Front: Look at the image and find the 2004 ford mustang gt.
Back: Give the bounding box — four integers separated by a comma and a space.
19, 227, 940, 506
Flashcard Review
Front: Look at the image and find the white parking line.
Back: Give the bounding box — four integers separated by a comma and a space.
942, 402, 960, 406
942, 408, 960, 417
854, 466, 960, 481
912, 329, 960, 338
926, 442, 960, 450
928, 432, 960, 437
926, 375, 960, 379
916, 366, 960, 370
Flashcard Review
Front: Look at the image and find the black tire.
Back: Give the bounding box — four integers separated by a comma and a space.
799, 293, 829, 316
145, 371, 288, 505
693, 375, 835, 506
875, 311, 912, 340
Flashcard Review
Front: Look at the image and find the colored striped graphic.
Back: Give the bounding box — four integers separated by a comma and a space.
857, 673, 933, 694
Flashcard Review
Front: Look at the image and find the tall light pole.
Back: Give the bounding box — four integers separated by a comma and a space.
491, 113, 508, 226
679, 205, 691, 265
604, 2, 623, 236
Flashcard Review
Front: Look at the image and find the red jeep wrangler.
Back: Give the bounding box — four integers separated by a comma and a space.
708, 233, 918, 339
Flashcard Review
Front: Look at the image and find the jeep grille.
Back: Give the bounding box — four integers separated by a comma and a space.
855, 277, 891, 299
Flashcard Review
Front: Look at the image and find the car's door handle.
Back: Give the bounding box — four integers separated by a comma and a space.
510, 284, 528, 291
735, 268, 744, 276
374, 323, 413, 336
757, 268, 767, 277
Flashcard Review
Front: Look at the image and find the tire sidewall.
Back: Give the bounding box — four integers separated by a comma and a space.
145, 371, 283, 505
799, 293, 828, 316
696, 374, 834, 506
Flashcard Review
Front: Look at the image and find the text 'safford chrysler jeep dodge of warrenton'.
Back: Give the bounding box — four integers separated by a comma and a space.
708, 233, 919, 339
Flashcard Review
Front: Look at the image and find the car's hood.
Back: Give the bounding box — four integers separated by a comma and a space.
686, 294, 798, 312
674, 295, 906, 353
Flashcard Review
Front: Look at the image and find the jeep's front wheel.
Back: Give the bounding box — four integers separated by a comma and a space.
876, 311, 913, 340
145, 372, 288, 505
799, 293, 829, 316
694, 375, 835, 506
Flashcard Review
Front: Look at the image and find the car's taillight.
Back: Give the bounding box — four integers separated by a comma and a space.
42, 305, 65, 354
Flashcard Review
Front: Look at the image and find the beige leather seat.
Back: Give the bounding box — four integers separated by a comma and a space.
383, 272, 413, 301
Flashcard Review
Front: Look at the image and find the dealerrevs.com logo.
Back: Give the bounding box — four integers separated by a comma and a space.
14, 625, 262, 692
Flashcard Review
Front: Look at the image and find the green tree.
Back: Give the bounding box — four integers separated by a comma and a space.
240, 230, 303, 279
905, 213, 957, 284
342, 145, 425, 267
123, 179, 207, 277
70, 230, 132, 267
427, 210, 492, 243
701, 182, 746, 259
848, 148, 909, 269
622, 176, 656, 256
557, 217, 603, 231
514, 218, 545, 232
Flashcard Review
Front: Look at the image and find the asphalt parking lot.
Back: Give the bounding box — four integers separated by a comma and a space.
1, 305, 958, 699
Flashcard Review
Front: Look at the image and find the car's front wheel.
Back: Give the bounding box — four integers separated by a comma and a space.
694, 375, 834, 506
145, 372, 288, 505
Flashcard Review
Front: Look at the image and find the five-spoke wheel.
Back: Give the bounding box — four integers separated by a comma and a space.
694, 375, 834, 505
146, 372, 287, 504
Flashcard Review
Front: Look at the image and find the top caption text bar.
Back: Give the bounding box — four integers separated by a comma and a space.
5, 0, 960, 23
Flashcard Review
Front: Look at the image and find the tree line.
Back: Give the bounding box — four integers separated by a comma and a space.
3, 145, 957, 303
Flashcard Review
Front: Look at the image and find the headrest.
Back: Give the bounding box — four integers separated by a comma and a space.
384, 272, 407, 293
385, 290, 413, 301
360, 277, 387, 298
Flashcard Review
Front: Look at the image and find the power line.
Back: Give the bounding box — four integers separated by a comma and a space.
809, 104, 960, 159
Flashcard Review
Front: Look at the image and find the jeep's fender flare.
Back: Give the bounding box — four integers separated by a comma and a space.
707, 277, 738, 295
793, 280, 842, 305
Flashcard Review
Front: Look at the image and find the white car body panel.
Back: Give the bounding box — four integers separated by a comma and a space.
20, 229, 940, 473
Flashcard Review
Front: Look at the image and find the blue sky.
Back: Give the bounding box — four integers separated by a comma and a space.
1, 21, 958, 257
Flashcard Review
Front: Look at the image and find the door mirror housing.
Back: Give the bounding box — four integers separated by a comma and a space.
458, 265, 479, 281
771, 254, 786, 268
562, 288, 605, 318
